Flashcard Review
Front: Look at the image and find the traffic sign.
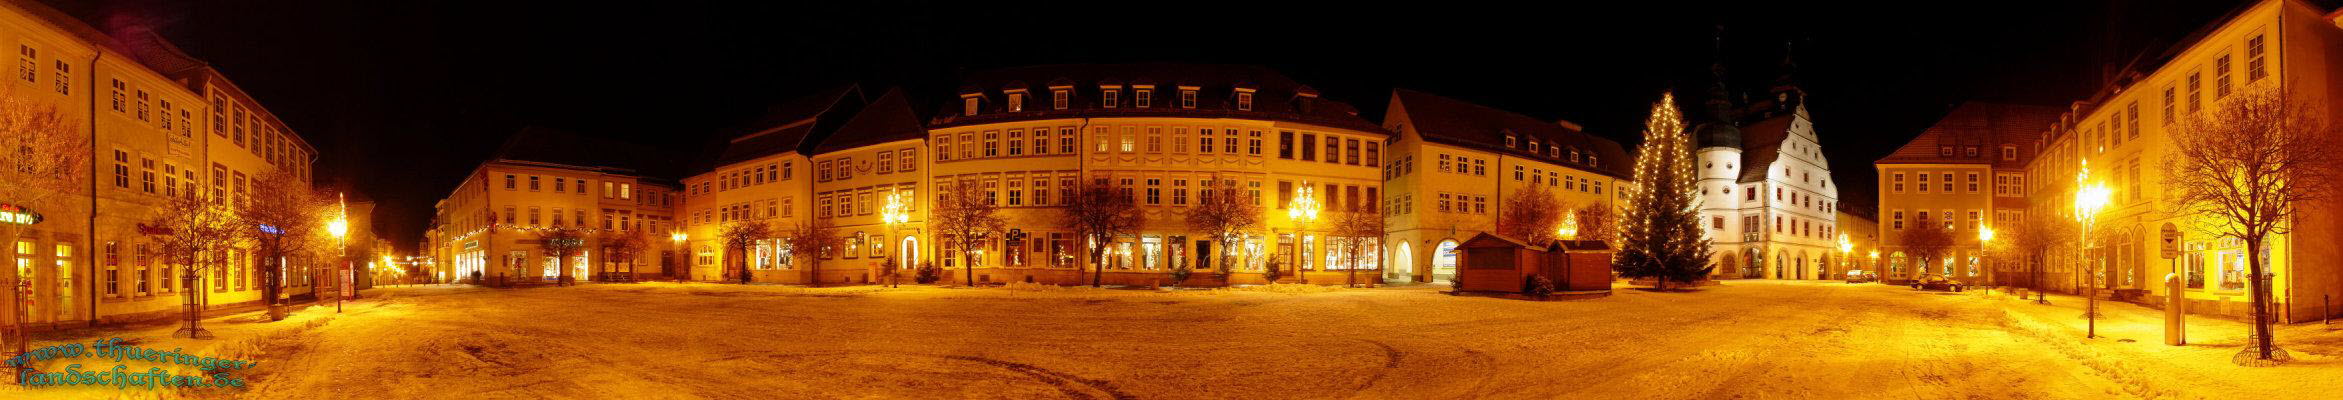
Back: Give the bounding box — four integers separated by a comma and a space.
2160, 222, 2181, 259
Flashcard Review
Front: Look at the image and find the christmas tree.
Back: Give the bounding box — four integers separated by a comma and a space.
1615, 91, 1714, 290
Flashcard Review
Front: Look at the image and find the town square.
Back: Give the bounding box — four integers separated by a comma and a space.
2, 0, 2342, 398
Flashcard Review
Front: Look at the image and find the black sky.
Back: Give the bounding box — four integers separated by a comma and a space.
50, 0, 2281, 252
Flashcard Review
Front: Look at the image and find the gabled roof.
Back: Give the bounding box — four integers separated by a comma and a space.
812, 88, 924, 154
932, 63, 1383, 133
690, 85, 866, 172
1735, 114, 1795, 183
1390, 89, 1632, 179
1877, 102, 2062, 167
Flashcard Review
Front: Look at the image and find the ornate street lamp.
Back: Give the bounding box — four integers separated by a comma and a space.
1978, 225, 1995, 287
670, 231, 688, 281
2074, 160, 2115, 338
1286, 182, 1319, 283
1838, 234, 1853, 281
881, 192, 911, 287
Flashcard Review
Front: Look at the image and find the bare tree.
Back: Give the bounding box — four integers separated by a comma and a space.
717, 221, 772, 285
1573, 203, 1618, 247
1900, 221, 1955, 278
934, 180, 1006, 286
2164, 84, 2340, 363
1069, 182, 1142, 287
1181, 179, 1254, 284
2006, 211, 2074, 302
1330, 208, 1386, 288
534, 226, 587, 286
148, 192, 250, 339
240, 170, 331, 320
1, 89, 90, 355
1497, 185, 1563, 246
781, 218, 840, 287
600, 231, 647, 282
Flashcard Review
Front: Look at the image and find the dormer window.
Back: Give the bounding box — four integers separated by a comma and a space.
1135, 88, 1152, 108
1179, 87, 1198, 109
2001, 145, 2017, 160
1569, 148, 1581, 163
1963, 146, 1979, 157
961, 96, 981, 116
1527, 138, 1540, 153
1102, 88, 1121, 109
1504, 134, 1517, 148
1938, 146, 1953, 157
1234, 89, 1255, 111
1005, 90, 1027, 112
1548, 146, 1559, 158
1052, 89, 1069, 110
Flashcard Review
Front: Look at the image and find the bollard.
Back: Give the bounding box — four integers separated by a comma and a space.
2165, 273, 2185, 346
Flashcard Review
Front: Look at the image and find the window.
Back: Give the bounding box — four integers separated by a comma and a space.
2215, 54, 2232, 98
1135, 89, 1151, 108
1966, 173, 1979, 193
1472, 158, 1486, 176
2163, 86, 2177, 126
962, 97, 979, 116
1345, 139, 1360, 165
935, 134, 952, 162
1102, 88, 1120, 108
1247, 130, 1262, 156
110, 79, 125, 112
1915, 173, 1926, 194
1119, 127, 1136, 153
1278, 131, 1294, 159
1180, 89, 1197, 109
1059, 128, 1077, 154
2247, 35, 2266, 82
1236, 92, 1253, 111
16, 45, 32, 83
1004, 130, 1023, 157
1144, 127, 1161, 153
984, 131, 1000, 157
1324, 135, 1340, 164
1052, 89, 1069, 110
51, 59, 67, 94
528, 175, 541, 191
817, 160, 833, 182
111, 150, 129, 188
2001, 145, 2016, 161
2126, 102, 2140, 140
1007, 92, 1024, 112
1365, 142, 1379, 167
1299, 134, 1316, 161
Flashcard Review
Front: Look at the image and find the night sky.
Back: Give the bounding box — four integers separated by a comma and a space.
49, 0, 2278, 252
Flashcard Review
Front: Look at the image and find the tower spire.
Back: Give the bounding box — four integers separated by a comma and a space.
1705, 25, 1736, 123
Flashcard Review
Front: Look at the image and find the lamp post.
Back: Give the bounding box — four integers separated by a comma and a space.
670, 232, 688, 281
1978, 226, 1995, 288
328, 194, 348, 314
881, 192, 910, 288
1868, 249, 1880, 283
1286, 182, 1320, 284
1557, 212, 1580, 290
1838, 234, 1852, 281
2074, 161, 2114, 338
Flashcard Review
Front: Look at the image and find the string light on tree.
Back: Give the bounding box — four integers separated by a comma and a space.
1613, 91, 1714, 290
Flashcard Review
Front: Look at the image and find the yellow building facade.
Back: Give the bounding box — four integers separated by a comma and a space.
426, 128, 677, 286
1380, 89, 1632, 283
2021, 0, 2343, 322
3, 0, 321, 329
1875, 103, 2060, 285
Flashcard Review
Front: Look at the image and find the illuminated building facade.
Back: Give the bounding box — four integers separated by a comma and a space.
1875, 103, 2059, 284
2, 0, 320, 327
2019, 0, 2343, 322
425, 128, 678, 286
1378, 89, 1632, 283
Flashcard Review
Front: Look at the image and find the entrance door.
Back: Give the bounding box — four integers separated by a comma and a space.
1195, 240, 1213, 273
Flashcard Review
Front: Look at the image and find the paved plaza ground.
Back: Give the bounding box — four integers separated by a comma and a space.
10, 280, 2341, 399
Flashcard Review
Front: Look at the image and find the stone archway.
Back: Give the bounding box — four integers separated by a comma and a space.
1390, 241, 1414, 283
1432, 240, 1460, 282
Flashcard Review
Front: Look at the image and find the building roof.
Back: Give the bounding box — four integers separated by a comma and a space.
1733, 113, 1796, 183
1876, 102, 2063, 167
931, 63, 1384, 133
691, 85, 866, 172
1391, 89, 1633, 179
812, 88, 925, 154
491, 126, 682, 180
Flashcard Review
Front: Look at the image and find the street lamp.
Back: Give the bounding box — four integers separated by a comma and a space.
2074, 160, 2115, 338
670, 232, 688, 281
1557, 212, 1581, 290
1977, 225, 1995, 289
1868, 249, 1880, 281
328, 193, 348, 313
1286, 182, 1319, 283
881, 192, 911, 287
1838, 234, 1852, 281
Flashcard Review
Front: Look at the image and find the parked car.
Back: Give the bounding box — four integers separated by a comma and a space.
1842, 270, 1877, 283
1910, 274, 1965, 292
